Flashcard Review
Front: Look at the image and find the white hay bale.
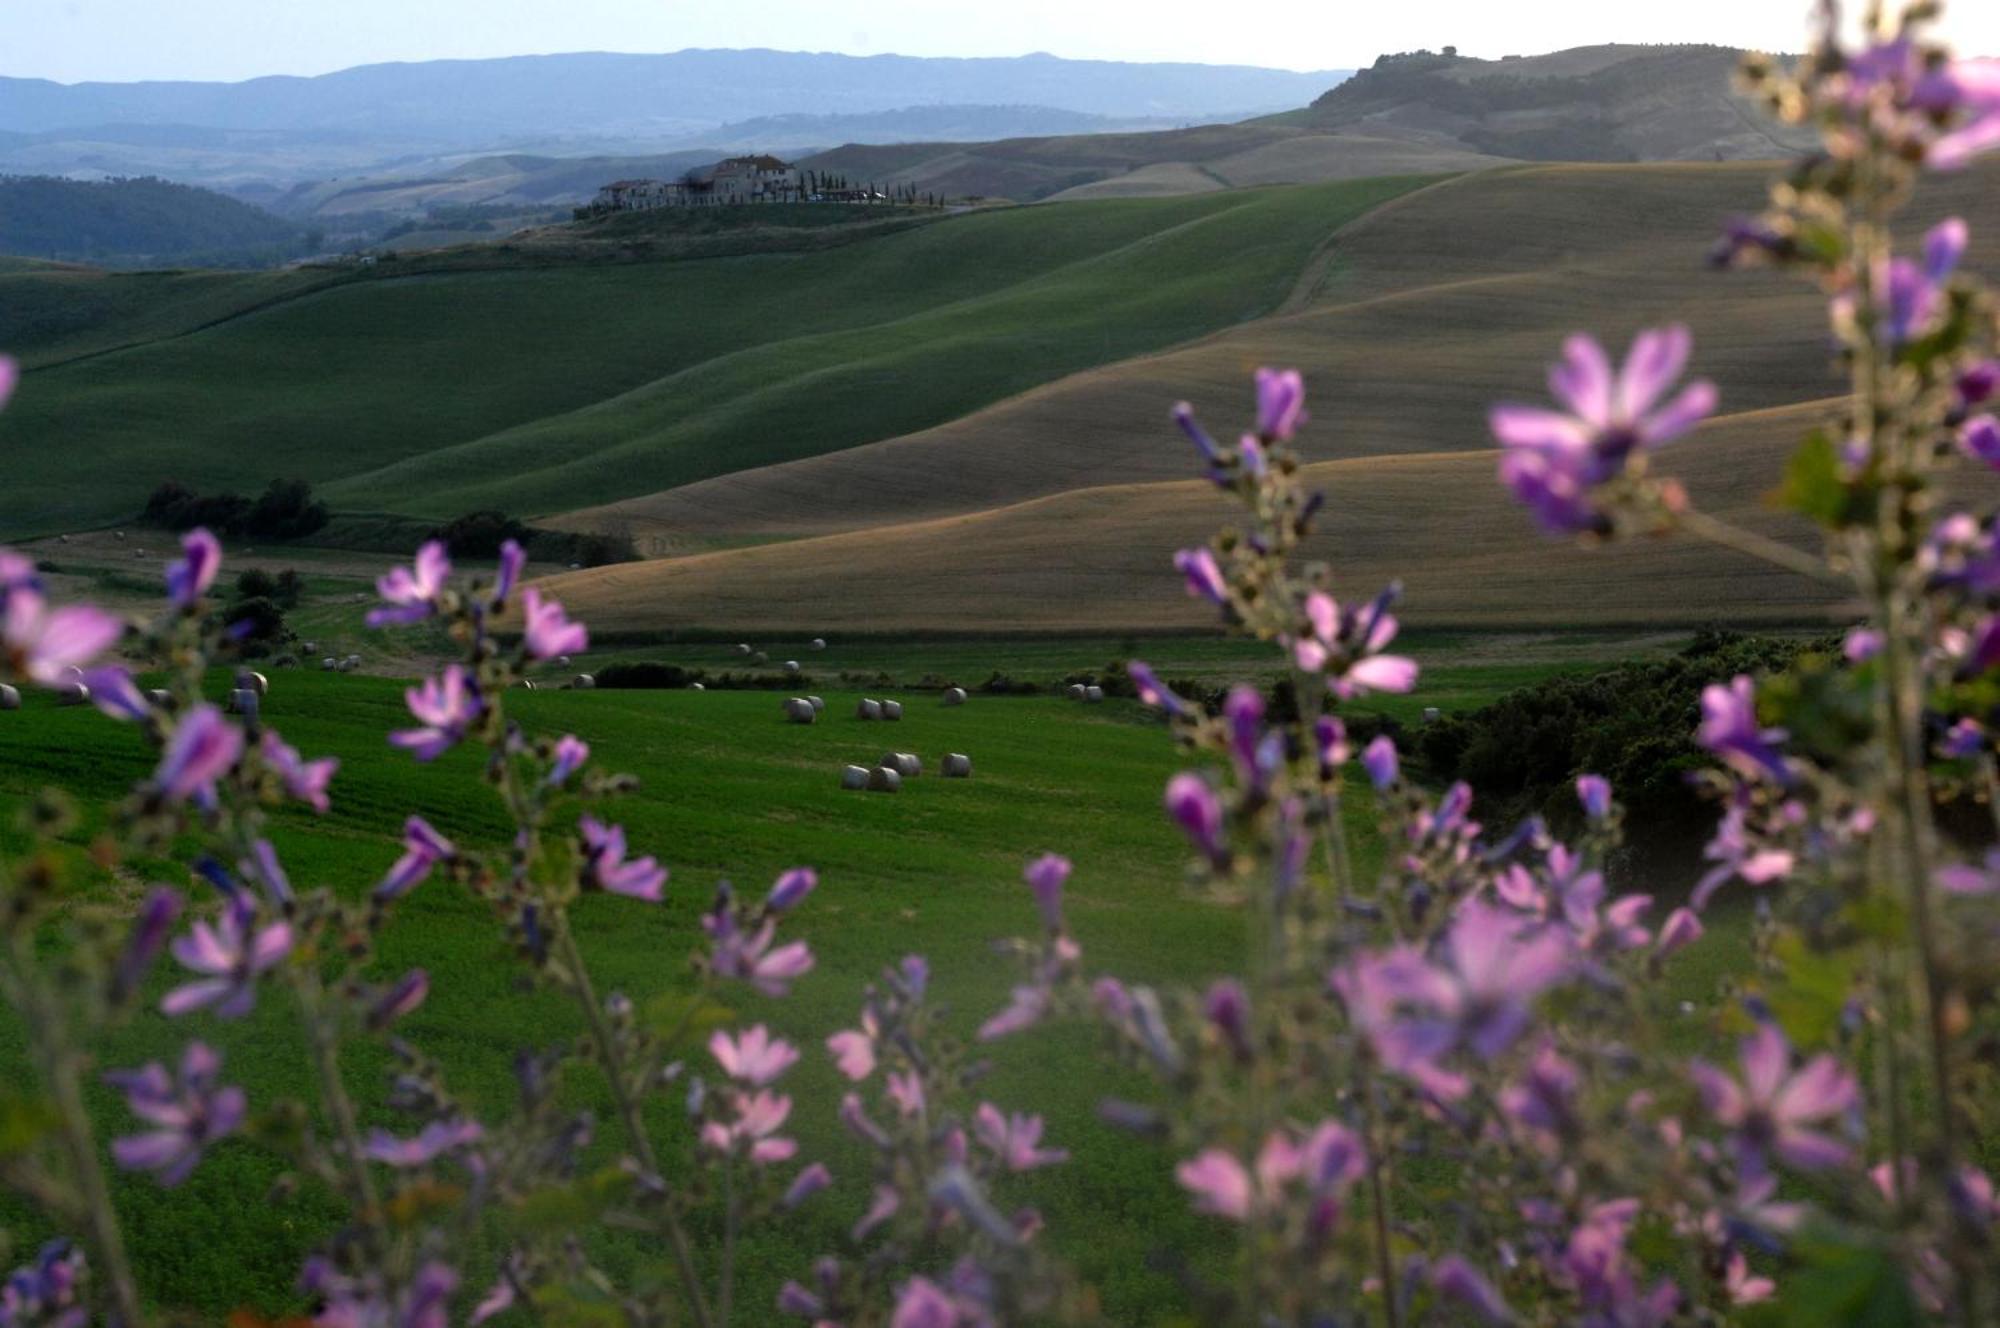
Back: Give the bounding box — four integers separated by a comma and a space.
345, 654, 361, 666
236, 669, 269, 697
1422, 707, 1442, 724
857, 699, 882, 721
806, 695, 825, 712
784, 660, 800, 674
942, 753, 972, 778
881, 700, 903, 721
867, 766, 902, 793
114, 531, 126, 541
56, 683, 90, 707
881, 752, 921, 777
1084, 685, 1105, 703
134, 549, 147, 559
810, 638, 826, 651
942, 687, 967, 706
752, 651, 769, 666
520, 680, 538, 691
557, 655, 571, 668
571, 674, 596, 690
145, 688, 170, 707
690, 682, 706, 691
734, 643, 753, 656
0, 685, 19, 711
302, 641, 318, 654
783, 697, 816, 724
57, 534, 69, 544
840, 764, 869, 790
228, 689, 260, 722
322, 658, 338, 671
1066, 683, 1087, 701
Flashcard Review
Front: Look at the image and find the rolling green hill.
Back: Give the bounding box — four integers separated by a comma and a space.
0, 174, 308, 268
0, 175, 1432, 538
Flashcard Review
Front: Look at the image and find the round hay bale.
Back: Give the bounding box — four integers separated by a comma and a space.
840, 764, 870, 790
867, 766, 903, 793
856, 699, 882, 721
0, 684, 19, 711
1084, 685, 1105, 703
145, 688, 171, 707
322, 658, 338, 671
302, 641, 318, 654
572, 674, 596, 690
810, 638, 827, 651
55, 683, 90, 707
881, 700, 903, 721
942, 753, 972, 778
236, 669, 269, 697
734, 643, 753, 656
784, 660, 800, 674
1066, 683, 1087, 701
1422, 707, 1442, 725
521, 680, 538, 691
783, 698, 817, 724
752, 651, 769, 666
942, 687, 967, 706
114, 531, 126, 541
557, 655, 572, 668
691, 682, 706, 691
57, 534, 69, 544
881, 752, 921, 777
806, 695, 825, 712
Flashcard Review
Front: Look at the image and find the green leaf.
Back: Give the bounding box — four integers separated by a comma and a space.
1765, 1229, 1922, 1327
642, 991, 735, 1045
1774, 429, 1871, 529
0, 1091, 59, 1158
1767, 933, 1857, 1047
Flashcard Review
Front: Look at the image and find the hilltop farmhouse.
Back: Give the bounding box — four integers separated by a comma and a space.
587, 154, 900, 214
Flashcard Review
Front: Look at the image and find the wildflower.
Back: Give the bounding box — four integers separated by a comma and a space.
162, 896, 290, 1018
710, 1025, 800, 1086
1023, 853, 1069, 932
889, 1277, 960, 1328
302, 1259, 456, 1328
375, 816, 454, 901
1175, 1149, 1252, 1220
363, 1118, 484, 1167
260, 730, 338, 812
973, 1103, 1067, 1171
1697, 676, 1789, 783
520, 586, 587, 660
1315, 714, 1351, 776
1960, 415, 2000, 469
1917, 58, 2000, 169
390, 664, 482, 762
783, 1161, 832, 1208
705, 909, 813, 996
1576, 774, 1611, 819
766, 866, 817, 912
492, 538, 526, 607
826, 1008, 880, 1081
0, 356, 15, 411
1441, 900, 1572, 1057
106, 1041, 246, 1185
1291, 587, 1419, 697
240, 837, 292, 907
977, 983, 1049, 1041
701, 1089, 795, 1164
885, 1069, 925, 1117
1174, 547, 1228, 603
577, 816, 666, 901
1363, 735, 1400, 789
840, 1093, 892, 1148
1689, 1024, 1858, 1174
1724, 1252, 1775, 1306
1205, 978, 1251, 1060
2, 589, 123, 686
1126, 659, 1189, 715
109, 888, 181, 1005
0, 1240, 87, 1327
1500, 1042, 1580, 1144
367, 969, 429, 1029
164, 528, 221, 608
1173, 402, 1229, 484
546, 733, 589, 786
81, 666, 149, 722
153, 705, 244, 804
368, 540, 450, 627
1432, 1255, 1515, 1324
1691, 788, 1797, 909
1861, 217, 1966, 347
1164, 772, 1227, 866
1490, 326, 1716, 533
1255, 366, 1307, 440
1656, 907, 1704, 956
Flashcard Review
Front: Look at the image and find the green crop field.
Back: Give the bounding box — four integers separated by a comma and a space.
0, 176, 1432, 540
0, 640, 1742, 1322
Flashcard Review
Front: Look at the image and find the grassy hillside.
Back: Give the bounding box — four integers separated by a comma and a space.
0, 174, 307, 268
0, 175, 1432, 539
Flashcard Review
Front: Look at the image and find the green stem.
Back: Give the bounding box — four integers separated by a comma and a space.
1356, 1069, 1403, 1328
295, 969, 385, 1250
1676, 509, 1846, 587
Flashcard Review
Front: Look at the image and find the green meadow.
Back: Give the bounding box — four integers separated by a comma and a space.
0, 176, 1433, 540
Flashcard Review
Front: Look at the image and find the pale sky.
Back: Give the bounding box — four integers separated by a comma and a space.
5, 0, 1998, 84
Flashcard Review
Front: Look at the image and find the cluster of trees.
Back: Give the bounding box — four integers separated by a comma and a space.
143, 479, 330, 541
0, 175, 317, 269
429, 510, 636, 569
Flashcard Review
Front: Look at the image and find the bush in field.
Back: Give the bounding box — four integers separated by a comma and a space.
2, 6, 2000, 1325
142, 478, 329, 541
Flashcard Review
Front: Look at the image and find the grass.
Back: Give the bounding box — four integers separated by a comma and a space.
0, 177, 1432, 540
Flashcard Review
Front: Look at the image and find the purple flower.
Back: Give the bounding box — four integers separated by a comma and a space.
765, 866, 817, 912
1165, 772, 1227, 867
164, 528, 221, 609
1024, 853, 1069, 932
710, 1025, 800, 1086
2, 590, 122, 686
974, 1103, 1067, 1171
1959, 360, 2000, 407
492, 539, 526, 607
367, 969, 429, 1029
1441, 901, 1572, 1058
1204, 978, 1251, 1060
1689, 1024, 1858, 1174
153, 704, 244, 804
1176, 1149, 1253, 1220
106, 1041, 246, 1185
1499, 1042, 1580, 1142
521, 587, 587, 661
1692, 788, 1797, 910
1, 1240, 87, 1327
375, 816, 454, 901
1960, 414, 2000, 469
700, 1088, 795, 1164
82, 666, 150, 723
977, 983, 1050, 1041
1174, 547, 1228, 604
1697, 676, 1789, 783
1432, 1255, 1515, 1324
783, 1161, 832, 1208
363, 1118, 483, 1167
390, 664, 481, 762
368, 540, 450, 627
827, 1011, 879, 1081
0, 356, 15, 412
1491, 326, 1717, 532
303, 1259, 456, 1328
110, 888, 182, 1005
1362, 735, 1399, 789
1867, 217, 1966, 347
546, 733, 589, 787
890, 1277, 960, 1328
1655, 907, 1704, 957
162, 896, 292, 1018
705, 911, 813, 996
1126, 659, 1188, 715
1254, 366, 1306, 440
1292, 588, 1418, 697
840, 1093, 892, 1149
1575, 774, 1611, 820
261, 730, 337, 812
1173, 401, 1229, 484
240, 837, 292, 907
1920, 59, 2000, 169
1314, 715, 1351, 776
578, 816, 666, 902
